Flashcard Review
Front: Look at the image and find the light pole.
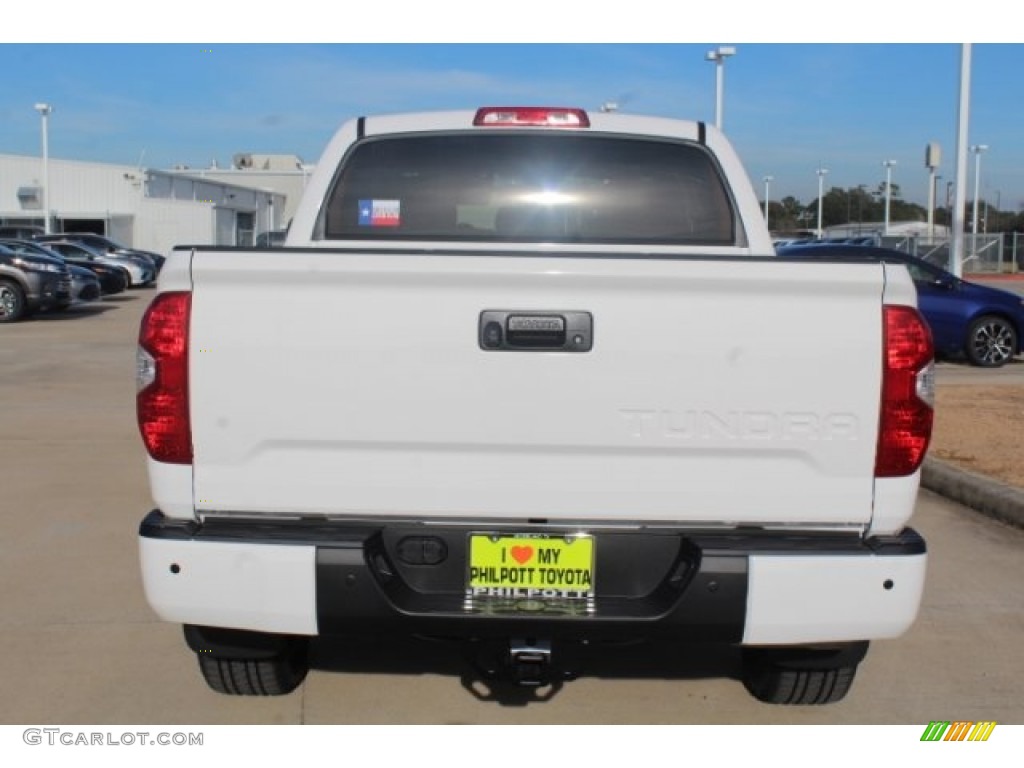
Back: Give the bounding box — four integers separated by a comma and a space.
816, 167, 828, 239
970, 144, 988, 245
705, 46, 736, 131
762, 175, 773, 229
34, 103, 53, 234
950, 44, 971, 278
882, 160, 897, 236
925, 142, 941, 241
927, 167, 937, 240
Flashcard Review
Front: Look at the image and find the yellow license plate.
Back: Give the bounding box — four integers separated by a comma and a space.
467, 534, 595, 598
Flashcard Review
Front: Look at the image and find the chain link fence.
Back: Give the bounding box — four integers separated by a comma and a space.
794, 223, 1020, 274
1008, 233, 1024, 273
879, 233, 1013, 274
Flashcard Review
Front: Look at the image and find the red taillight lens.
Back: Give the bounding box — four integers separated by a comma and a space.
875, 305, 934, 477
473, 107, 590, 128
137, 292, 192, 464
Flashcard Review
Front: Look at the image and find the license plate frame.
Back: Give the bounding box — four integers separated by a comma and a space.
466, 533, 595, 600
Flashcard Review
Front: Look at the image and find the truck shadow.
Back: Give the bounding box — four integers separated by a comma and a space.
309, 635, 742, 707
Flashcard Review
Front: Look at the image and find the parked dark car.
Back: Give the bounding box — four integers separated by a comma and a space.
0, 243, 72, 322
776, 243, 1024, 367
35, 239, 154, 287
34, 232, 164, 274
0, 239, 128, 295
76, 259, 129, 295
66, 264, 102, 304
66, 257, 128, 295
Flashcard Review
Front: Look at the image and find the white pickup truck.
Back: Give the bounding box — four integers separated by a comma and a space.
137, 106, 934, 705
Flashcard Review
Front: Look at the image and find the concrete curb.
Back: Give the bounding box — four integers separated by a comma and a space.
921, 457, 1024, 529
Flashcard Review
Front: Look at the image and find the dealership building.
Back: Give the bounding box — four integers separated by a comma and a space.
0, 153, 308, 255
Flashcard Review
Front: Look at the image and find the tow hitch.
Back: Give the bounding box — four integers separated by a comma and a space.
466, 637, 579, 689
508, 638, 553, 686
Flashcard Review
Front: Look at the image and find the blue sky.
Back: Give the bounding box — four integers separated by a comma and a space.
4, 6, 1023, 211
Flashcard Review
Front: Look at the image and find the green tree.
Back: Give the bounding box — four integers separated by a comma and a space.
1001, 210, 1024, 233
819, 187, 849, 228
849, 185, 877, 223
891, 198, 926, 222
768, 196, 807, 232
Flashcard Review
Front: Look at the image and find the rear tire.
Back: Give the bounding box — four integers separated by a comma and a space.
741, 643, 867, 705
186, 626, 309, 695
197, 644, 309, 696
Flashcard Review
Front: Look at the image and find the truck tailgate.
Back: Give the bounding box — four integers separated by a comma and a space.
188, 250, 885, 527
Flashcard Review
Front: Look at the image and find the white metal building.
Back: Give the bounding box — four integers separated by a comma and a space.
0, 153, 287, 256
165, 153, 313, 225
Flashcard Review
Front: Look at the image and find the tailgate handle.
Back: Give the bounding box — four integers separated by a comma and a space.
479, 311, 593, 352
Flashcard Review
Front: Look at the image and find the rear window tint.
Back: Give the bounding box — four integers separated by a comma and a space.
322, 133, 736, 245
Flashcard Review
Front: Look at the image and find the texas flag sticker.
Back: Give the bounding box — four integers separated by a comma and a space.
358, 199, 401, 227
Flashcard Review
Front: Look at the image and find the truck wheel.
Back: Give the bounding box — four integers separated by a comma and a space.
197, 644, 308, 696
0, 279, 27, 323
965, 315, 1017, 367
741, 643, 868, 705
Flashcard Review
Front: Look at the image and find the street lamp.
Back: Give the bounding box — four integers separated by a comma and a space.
882, 160, 897, 236
925, 142, 941, 241
762, 175, 773, 229
970, 144, 988, 244
816, 167, 828, 239
34, 103, 53, 234
705, 46, 736, 130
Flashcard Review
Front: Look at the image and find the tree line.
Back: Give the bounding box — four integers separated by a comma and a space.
766, 184, 1024, 234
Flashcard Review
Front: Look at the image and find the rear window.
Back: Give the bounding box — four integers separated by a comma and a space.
322, 133, 736, 245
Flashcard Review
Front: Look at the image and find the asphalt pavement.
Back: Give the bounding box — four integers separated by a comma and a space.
0, 289, 1021, 728
921, 272, 1024, 529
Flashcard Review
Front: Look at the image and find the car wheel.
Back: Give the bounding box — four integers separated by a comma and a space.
196, 642, 309, 696
965, 315, 1017, 368
0, 279, 27, 323
741, 643, 868, 705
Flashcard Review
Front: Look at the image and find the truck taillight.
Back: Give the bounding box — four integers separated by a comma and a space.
473, 107, 590, 128
137, 292, 192, 464
875, 305, 934, 477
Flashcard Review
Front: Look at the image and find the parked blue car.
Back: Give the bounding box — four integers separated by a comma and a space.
776, 243, 1024, 368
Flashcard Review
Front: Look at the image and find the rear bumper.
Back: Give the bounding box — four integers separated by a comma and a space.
139, 510, 926, 645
